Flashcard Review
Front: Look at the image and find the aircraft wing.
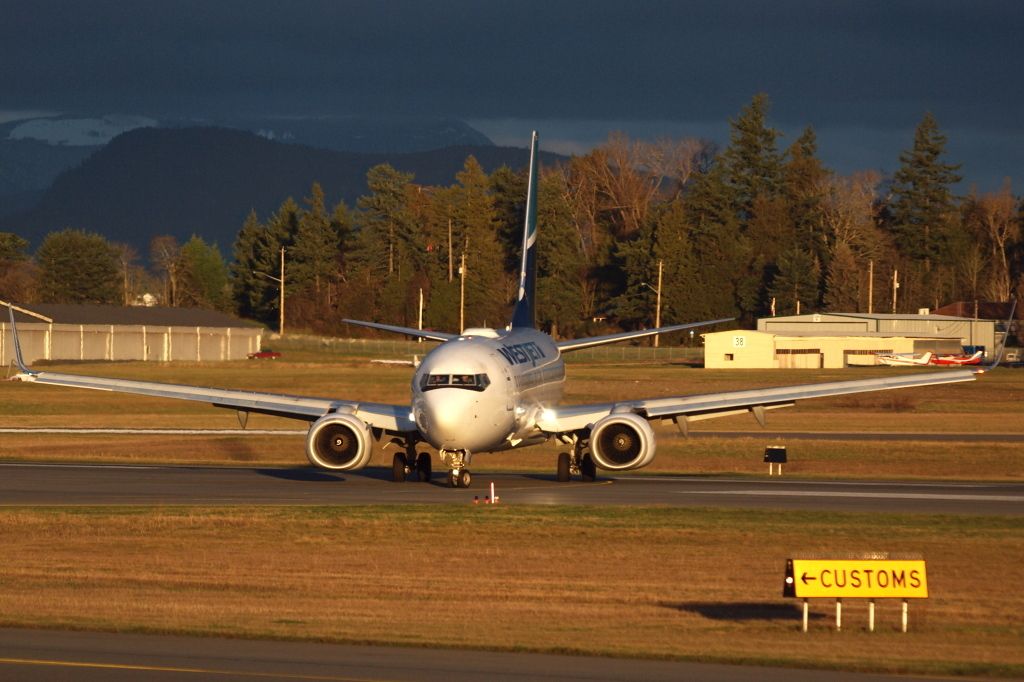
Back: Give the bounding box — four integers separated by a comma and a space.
7, 307, 414, 431
557, 318, 733, 353
342, 319, 457, 342
535, 369, 977, 434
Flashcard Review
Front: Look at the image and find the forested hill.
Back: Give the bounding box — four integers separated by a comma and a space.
6, 127, 564, 251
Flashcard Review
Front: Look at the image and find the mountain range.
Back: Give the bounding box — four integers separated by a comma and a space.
3, 125, 563, 253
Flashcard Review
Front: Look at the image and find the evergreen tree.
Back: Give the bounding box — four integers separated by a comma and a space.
178, 236, 230, 311
0, 232, 35, 302
535, 172, 584, 338
489, 164, 528, 273
36, 229, 120, 304
886, 112, 962, 308
450, 156, 507, 327
231, 211, 265, 320
768, 246, 821, 315
684, 160, 754, 321
722, 93, 783, 221
783, 126, 830, 292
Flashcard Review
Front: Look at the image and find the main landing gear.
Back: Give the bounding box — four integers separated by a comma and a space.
556, 440, 597, 483
392, 449, 432, 482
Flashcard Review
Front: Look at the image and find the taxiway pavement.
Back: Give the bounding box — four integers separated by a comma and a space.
1, 462, 1020, 515
0, 628, 982, 682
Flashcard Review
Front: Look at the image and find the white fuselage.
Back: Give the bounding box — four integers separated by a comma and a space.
411, 327, 564, 454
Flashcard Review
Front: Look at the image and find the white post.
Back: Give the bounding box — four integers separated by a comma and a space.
836, 599, 842, 631
802, 599, 809, 633
901, 599, 908, 633
418, 287, 424, 343
868, 600, 875, 632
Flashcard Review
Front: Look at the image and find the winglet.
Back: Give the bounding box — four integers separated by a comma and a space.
6, 304, 35, 375
511, 131, 539, 329
977, 297, 1017, 374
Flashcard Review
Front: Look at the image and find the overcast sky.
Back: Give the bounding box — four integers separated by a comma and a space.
3, 1, 1021, 189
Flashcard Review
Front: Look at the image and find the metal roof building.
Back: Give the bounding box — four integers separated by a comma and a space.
705, 311, 998, 369
757, 312, 995, 351
1, 302, 263, 365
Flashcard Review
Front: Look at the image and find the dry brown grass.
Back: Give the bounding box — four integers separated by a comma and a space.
0, 506, 1021, 676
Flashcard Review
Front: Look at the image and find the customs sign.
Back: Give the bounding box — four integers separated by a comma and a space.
784, 559, 928, 599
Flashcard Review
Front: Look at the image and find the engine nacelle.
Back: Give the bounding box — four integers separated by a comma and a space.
306, 413, 373, 471
589, 412, 656, 471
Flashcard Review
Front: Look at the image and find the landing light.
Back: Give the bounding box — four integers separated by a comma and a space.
541, 409, 556, 422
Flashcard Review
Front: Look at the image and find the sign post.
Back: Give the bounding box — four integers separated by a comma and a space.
784, 558, 927, 632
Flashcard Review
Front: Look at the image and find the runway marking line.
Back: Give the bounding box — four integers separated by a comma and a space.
0, 656, 387, 681
679, 490, 1023, 502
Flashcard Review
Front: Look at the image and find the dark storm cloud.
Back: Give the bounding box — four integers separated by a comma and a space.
2, 1, 1021, 186
3, 1, 1020, 124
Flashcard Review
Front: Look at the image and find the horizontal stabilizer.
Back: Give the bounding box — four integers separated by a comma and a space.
342, 319, 457, 342
558, 318, 732, 353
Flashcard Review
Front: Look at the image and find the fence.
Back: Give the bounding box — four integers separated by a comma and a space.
274, 334, 704, 364
1, 322, 263, 365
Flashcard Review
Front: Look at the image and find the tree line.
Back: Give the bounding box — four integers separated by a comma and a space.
2, 94, 1020, 338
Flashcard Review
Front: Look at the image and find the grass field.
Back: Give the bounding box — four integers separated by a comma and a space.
1, 355, 1022, 676
1, 506, 1021, 677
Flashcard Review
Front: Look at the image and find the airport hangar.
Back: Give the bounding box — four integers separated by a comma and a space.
0, 303, 263, 365
705, 312, 996, 369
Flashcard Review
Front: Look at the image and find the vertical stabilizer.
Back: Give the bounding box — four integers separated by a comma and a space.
511, 131, 539, 329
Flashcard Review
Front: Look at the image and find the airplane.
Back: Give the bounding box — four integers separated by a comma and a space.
932, 350, 984, 366
876, 351, 934, 367
7, 132, 981, 488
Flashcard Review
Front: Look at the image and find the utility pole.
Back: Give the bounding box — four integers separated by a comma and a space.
252, 246, 286, 336
641, 259, 664, 348
868, 259, 874, 314
279, 247, 285, 336
891, 268, 899, 314
459, 252, 466, 333
447, 217, 453, 282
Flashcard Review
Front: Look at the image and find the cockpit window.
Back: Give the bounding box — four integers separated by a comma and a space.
420, 373, 491, 391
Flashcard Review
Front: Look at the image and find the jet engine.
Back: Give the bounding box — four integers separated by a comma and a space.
305, 413, 373, 471
589, 412, 656, 471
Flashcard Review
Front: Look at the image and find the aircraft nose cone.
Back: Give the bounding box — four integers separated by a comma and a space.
416, 390, 503, 452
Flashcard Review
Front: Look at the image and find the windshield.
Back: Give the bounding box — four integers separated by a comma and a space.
420, 373, 491, 392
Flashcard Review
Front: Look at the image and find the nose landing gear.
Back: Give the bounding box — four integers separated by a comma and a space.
440, 449, 473, 488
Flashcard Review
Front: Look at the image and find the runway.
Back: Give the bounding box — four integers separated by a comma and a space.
0, 628, 978, 682
1, 461, 1020, 514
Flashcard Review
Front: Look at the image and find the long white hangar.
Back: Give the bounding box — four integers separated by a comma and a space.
705, 312, 995, 369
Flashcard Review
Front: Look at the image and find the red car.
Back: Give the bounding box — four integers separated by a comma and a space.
247, 349, 282, 360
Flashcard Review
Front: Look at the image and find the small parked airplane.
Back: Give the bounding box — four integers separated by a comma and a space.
932, 350, 984, 366
7, 133, 981, 487
876, 352, 934, 367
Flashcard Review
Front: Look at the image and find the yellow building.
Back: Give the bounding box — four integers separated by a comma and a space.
704, 330, 962, 369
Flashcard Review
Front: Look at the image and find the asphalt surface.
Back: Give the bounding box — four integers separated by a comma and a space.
0, 628, 991, 682
1, 461, 1021, 515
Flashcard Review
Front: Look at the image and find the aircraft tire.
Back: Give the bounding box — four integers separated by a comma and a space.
581, 453, 597, 482
416, 452, 432, 482
391, 453, 407, 482
556, 452, 571, 482
458, 469, 472, 488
